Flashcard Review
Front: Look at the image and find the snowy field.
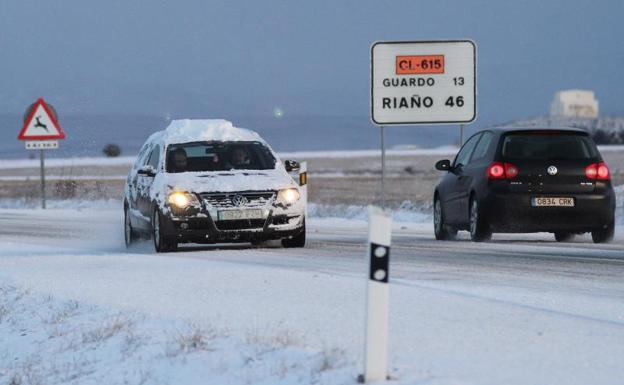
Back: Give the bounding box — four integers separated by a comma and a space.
1, 205, 623, 385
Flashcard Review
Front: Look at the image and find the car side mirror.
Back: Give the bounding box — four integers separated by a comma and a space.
435, 159, 452, 171
137, 165, 156, 177
284, 160, 300, 172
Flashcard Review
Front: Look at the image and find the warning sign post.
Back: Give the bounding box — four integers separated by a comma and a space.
17, 98, 66, 208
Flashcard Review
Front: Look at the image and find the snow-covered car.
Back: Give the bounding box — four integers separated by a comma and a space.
123, 119, 306, 252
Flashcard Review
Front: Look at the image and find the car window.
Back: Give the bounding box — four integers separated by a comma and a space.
453, 134, 481, 168
147, 145, 161, 170
165, 141, 277, 173
133, 142, 151, 169
470, 132, 493, 162
502, 134, 599, 160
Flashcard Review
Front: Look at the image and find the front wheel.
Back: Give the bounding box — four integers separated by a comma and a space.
124, 205, 137, 247
469, 197, 492, 242
282, 221, 306, 248
152, 209, 177, 252
434, 197, 457, 241
591, 219, 614, 244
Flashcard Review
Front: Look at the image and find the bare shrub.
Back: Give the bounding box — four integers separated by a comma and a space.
103, 143, 122, 157
317, 347, 346, 372
54, 180, 78, 199
166, 324, 217, 357
81, 317, 132, 344
245, 325, 304, 351
0, 304, 11, 323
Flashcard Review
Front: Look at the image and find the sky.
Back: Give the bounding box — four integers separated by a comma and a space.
1, 0, 623, 128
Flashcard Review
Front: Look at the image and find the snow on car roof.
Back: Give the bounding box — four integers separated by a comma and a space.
149, 119, 266, 146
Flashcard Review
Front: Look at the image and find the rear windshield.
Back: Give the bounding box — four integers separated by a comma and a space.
501, 134, 599, 160
166, 141, 277, 173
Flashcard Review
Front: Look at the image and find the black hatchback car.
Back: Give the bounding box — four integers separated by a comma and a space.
433, 128, 615, 243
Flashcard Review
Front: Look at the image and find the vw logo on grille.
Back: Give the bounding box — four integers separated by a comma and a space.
547, 165, 558, 176
231, 194, 248, 207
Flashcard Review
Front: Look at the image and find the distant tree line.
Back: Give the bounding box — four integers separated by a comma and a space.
591, 129, 624, 145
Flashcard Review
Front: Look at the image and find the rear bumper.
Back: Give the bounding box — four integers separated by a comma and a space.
482, 190, 615, 233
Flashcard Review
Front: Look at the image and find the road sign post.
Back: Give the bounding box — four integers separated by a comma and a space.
17, 98, 66, 209
40, 150, 46, 209
366, 40, 477, 383
299, 161, 308, 218
359, 205, 392, 383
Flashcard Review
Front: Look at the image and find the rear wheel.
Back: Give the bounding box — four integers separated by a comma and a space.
469, 197, 492, 242
591, 219, 614, 244
124, 205, 137, 247
434, 197, 457, 240
152, 209, 177, 252
282, 221, 306, 248
554, 232, 574, 242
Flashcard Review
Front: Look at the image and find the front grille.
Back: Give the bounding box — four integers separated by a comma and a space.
201, 191, 275, 209
215, 219, 267, 231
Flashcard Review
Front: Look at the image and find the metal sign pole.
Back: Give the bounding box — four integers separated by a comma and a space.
380, 126, 386, 209
459, 124, 464, 146
40, 149, 46, 209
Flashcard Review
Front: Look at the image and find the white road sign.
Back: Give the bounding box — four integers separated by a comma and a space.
371, 40, 476, 125
25, 141, 59, 150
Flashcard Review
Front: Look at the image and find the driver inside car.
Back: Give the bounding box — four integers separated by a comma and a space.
171, 148, 188, 172
228, 146, 251, 169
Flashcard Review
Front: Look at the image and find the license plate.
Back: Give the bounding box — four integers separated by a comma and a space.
531, 197, 575, 207
217, 209, 263, 221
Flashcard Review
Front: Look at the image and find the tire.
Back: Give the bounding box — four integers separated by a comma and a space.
152, 208, 177, 252
591, 219, 614, 244
433, 197, 457, 241
282, 221, 306, 248
554, 232, 574, 242
469, 197, 492, 242
124, 204, 138, 247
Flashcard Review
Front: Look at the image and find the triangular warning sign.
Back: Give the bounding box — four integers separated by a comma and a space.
17, 98, 66, 140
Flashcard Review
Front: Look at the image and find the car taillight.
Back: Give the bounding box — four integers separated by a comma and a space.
505, 163, 519, 178
487, 162, 518, 180
585, 162, 610, 180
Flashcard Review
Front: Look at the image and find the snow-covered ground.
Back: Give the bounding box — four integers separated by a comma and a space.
1, 206, 623, 385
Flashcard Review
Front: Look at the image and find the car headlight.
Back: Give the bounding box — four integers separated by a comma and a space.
277, 188, 300, 205
168, 192, 199, 208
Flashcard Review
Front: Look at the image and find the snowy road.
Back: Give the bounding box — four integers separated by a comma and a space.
1, 208, 623, 384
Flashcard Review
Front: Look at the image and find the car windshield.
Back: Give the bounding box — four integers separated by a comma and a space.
165, 141, 277, 173
501, 133, 599, 160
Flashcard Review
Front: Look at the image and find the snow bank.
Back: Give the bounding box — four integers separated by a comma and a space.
309, 201, 431, 223
0, 284, 351, 385
0, 198, 120, 210
279, 145, 458, 160
0, 146, 460, 169
0, 156, 136, 169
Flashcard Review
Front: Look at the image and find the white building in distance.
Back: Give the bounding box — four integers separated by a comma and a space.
550, 90, 599, 118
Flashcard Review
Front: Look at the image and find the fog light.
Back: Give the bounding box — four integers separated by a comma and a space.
180, 222, 189, 230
